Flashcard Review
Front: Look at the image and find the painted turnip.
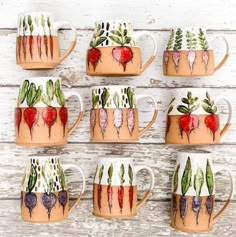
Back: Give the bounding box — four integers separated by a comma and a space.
127, 87, 135, 136
99, 88, 109, 138
173, 51, 180, 72
113, 92, 123, 137
107, 164, 113, 213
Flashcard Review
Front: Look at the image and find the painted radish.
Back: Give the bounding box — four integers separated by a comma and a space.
177, 92, 199, 142
99, 88, 109, 138
97, 165, 104, 212
128, 164, 134, 212
15, 108, 22, 135
34, 16, 42, 59
47, 17, 53, 59
202, 50, 209, 73
28, 15, 34, 59
202, 92, 219, 141
164, 51, 169, 73
113, 92, 123, 137
186, 31, 197, 73
41, 15, 48, 58
58, 166, 67, 215
90, 90, 99, 137
22, 17, 27, 61
127, 87, 135, 136
187, 50, 196, 73
173, 51, 180, 72
118, 164, 125, 213
198, 28, 209, 73
173, 28, 183, 72
87, 25, 107, 71
107, 164, 113, 213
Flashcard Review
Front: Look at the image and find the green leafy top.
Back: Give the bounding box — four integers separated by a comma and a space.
22, 16, 28, 32
55, 79, 65, 107
92, 90, 99, 109
27, 164, 37, 193
113, 91, 120, 109
173, 28, 183, 51
41, 14, 45, 28
186, 31, 197, 50
128, 164, 133, 186
198, 28, 209, 50
26, 83, 43, 107
58, 165, 66, 190
98, 165, 104, 184
47, 17, 51, 34
42, 80, 54, 106
101, 88, 109, 108
202, 92, 217, 114
206, 159, 214, 195
173, 164, 180, 192
177, 91, 199, 114
127, 87, 134, 108
119, 164, 125, 186
109, 23, 131, 46
166, 29, 175, 50
27, 15, 33, 34
181, 157, 192, 195
107, 164, 113, 185
89, 23, 107, 48
194, 167, 204, 196
18, 80, 29, 106
167, 97, 175, 114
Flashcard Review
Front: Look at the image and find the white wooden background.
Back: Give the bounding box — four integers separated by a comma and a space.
0, 0, 236, 236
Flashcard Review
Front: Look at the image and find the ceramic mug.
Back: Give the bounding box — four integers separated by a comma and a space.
165, 88, 232, 144
163, 28, 229, 76
16, 12, 77, 69
21, 155, 86, 222
171, 150, 234, 232
86, 19, 157, 76
93, 155, 155, 218
90, 85, 158, 142
15, 77, 83, 146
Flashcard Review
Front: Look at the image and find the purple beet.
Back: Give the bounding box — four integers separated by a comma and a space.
192, 196, 201, 225
58, 190, 68, 215
179, 195, 187, 225
24, 192, 37, 217
41, 192, 57, 220
205, 195, 214, 226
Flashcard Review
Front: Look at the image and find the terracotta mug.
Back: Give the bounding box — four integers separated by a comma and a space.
16, 12, 77, 69
90, 85, 158, 142
86, 19, 157, 76
171, 150, 234, 232
163, 28, 229, 76
165, 88, 232, 144
93, 155, 155, 218
15, 77, 83, 146
21, 154, 86, 222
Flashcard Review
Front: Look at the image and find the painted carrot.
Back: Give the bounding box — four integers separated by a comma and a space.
22, 17, 27, 61
99, 88, 109, 138
90, 90, 99, 137
113, 92, 123, 137
107, 164, 113, 213
41, 15, 48, 58
37, 35, 42, 58
28, 15, 34, 59
118, 164, 125, 213
127, 87, 135, 136
128, 164, 134, 212
47, 17, 53, 59
97, 165, 104, 212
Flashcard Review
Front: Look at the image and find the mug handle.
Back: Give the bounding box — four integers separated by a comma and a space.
211, 36, 230, 72
136, 94, 158, 137
133, 31, 157, 73
64, 91, 84, 136
213, 166, 234, 222
134, 165, 155, 210
54, 21, 77, 62
216, 97, 232, 138
62, 163, 86, 215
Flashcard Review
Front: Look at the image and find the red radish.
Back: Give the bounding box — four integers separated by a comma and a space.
107, 164, 113, 213
173, 51, 180, 72
50, 35, 53, 59
187, 50, 196, 73
15, 108, 22, 135
164, 51, 169, 73
112, 46, 133, 71
202, 50, 209, 73
37, 35, 42, 58
42, 107, 57, 138
59, 107, 68, 137
22, 35, 27, 60
128, 164, 134, 212
87, 48, 101, 71
118, 186, 124, 213
24, 107, 39, 139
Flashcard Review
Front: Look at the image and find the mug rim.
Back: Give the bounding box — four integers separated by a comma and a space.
178, 149, 211, 155
169, 27, 206, 31
95, 19, 131, 25
28, 154, 60, 159
97, 155, 133, 160
18, 11, 53, 17
22, 76, 61, 82
91, 85, 136, 90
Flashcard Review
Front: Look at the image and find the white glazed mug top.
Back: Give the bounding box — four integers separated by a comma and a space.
17, 11, 57, 36
173, 149, 215, 196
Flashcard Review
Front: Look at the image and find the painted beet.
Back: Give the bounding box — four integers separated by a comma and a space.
41, 192, 57, 219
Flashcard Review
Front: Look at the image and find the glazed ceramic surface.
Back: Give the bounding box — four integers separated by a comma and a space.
163, 28, 229, 76
21, 155, 86, 222
90, 85, 158, 142
15, 77, 83, 146
93, 155, 155, 218
171, 150, 234, 232
16, 12, 77, 69
86, 19, 157, 76
165, 88, 232, 145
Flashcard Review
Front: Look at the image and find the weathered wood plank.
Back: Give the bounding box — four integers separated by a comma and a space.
0, 87, 235, 144
0, 200, 235, 237
1, 0, 236, 30
0, 143, 235, 201
0, 30, 235, 87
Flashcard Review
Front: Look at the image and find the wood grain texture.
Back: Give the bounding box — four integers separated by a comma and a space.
0, 30, 235, 87
0, 200, 235, 237
0, 143, 235, 201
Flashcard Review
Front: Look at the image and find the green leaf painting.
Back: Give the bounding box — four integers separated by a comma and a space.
181, 157, 192, 195
120, 164, 125, 185
173, 164, 180, 192
206, 159, 214, 195
128, 164, 133, 186
27, 165, 37, 193
98, 165, 104, 184
194, 167, 204, 196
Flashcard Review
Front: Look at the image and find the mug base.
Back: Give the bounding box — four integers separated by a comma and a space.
90, 139, 139, 143
16, 141, 67, 147
165, 142, 217, 145
93, 212, 137, 219
170, 223, 213, 233
86, 71, 140, 76
164, 73, 213, 77
18, 62, 58, 70
22, 216, 68, 223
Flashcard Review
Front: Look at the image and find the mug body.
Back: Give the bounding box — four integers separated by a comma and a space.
21, 155, 69, 222
163, 28, 215, 76
93, 156, 137, 218
171, 150, 215, 232
90, 85, 139, 142
16, 12, 60, 69
86, 19, 142, 76
165, 88, 221, 145
15, 77, 69, 146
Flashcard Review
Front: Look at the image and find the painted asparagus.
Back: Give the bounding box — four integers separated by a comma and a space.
113, 92, 123, 137
128, 164, 134, 212
107, 164, 113, 213
118, 164, 125, 213
127, 87, 135, 136
99, 88, 109, 138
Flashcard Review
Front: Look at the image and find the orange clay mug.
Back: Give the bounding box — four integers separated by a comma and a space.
93, 155, 155, 219
90, 85, 158, 142
86, 19, 157, 76
16, 12, 77, 69
163, 28, 229, 76
15, 77, 83, 146
171, 150, 234, 232
165, 88, 232, 145
21, 154, 85, 222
